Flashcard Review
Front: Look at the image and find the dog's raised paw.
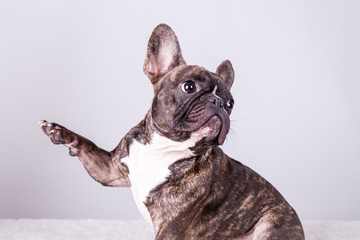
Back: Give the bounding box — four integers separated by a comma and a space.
39, 120, 71, 145
39, 120, 80, 156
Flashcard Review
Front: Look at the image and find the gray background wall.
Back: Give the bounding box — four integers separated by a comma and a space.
1, 0, 359, 221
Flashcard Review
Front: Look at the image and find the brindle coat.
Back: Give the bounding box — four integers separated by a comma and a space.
40, 24, 304, 240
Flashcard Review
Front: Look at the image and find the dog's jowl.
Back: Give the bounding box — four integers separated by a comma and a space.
40, 24, 304, 240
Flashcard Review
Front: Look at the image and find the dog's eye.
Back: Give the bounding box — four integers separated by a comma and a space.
181, 80, 196, 93
227, 99, 234, 109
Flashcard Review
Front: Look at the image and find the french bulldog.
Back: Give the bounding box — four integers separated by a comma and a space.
40, 24, 304, 240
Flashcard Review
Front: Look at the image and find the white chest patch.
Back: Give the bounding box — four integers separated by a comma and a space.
121, 131, 207, 225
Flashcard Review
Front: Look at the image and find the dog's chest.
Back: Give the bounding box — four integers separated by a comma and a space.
121, 133, 196, 225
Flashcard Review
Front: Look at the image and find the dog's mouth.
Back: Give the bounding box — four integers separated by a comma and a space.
192, 115, 227, 145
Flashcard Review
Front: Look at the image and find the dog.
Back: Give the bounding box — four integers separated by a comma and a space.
40, 24, 304, 239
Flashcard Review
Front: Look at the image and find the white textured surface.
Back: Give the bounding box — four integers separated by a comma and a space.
1, 219, 360, 240
303, 220, 360, 240
0, 219, 154, 240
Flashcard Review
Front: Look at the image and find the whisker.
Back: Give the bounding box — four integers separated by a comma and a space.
223, 117, 245, 147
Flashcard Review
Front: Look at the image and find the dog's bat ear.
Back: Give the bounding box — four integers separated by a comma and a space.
144, 24, 186, 84
216, 60, 234, 90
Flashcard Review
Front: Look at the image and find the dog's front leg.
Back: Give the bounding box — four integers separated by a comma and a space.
39, 120, 130, 187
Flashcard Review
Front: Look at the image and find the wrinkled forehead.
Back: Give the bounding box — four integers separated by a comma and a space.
163, 65, 223, 87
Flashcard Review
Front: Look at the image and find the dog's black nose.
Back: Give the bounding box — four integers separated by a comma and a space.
207, 95, 224, 108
